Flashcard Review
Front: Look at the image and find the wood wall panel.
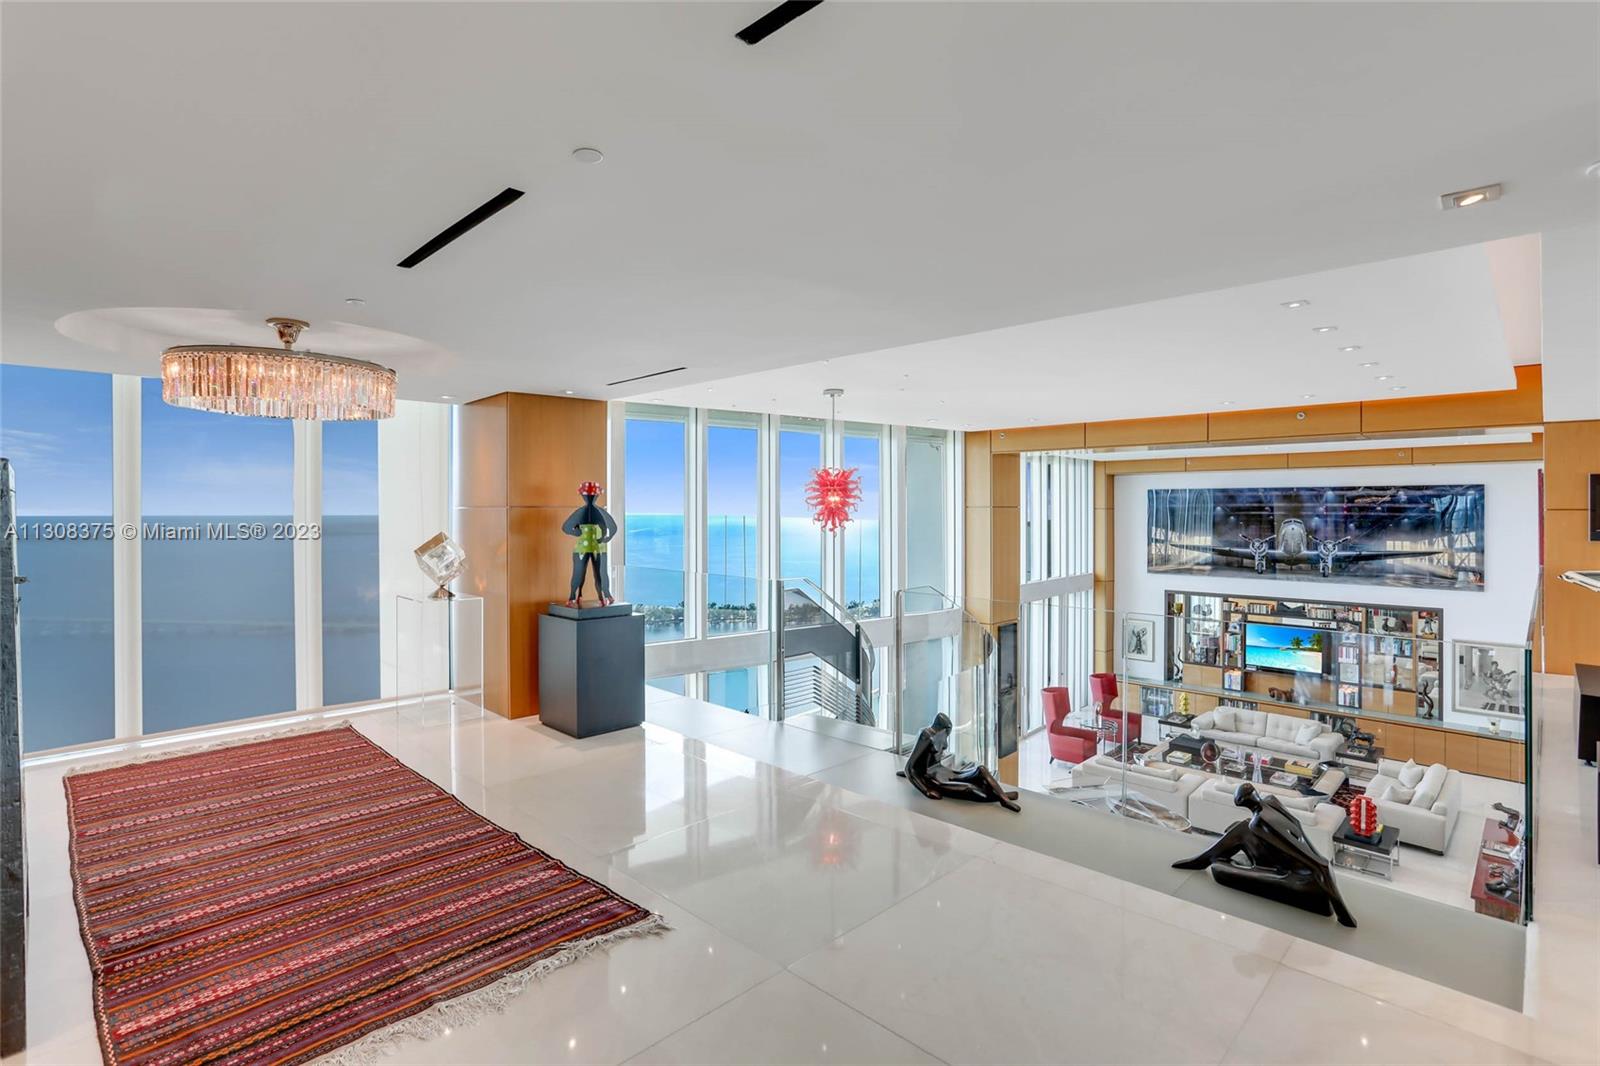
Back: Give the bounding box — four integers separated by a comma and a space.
1208, 403, 1362, 442
1543, 509, 1600, 674
964, 433, 993, 508
1543, 420, 1600, 510
990, 506, 1020, 615
456, 505, 509, 717
1360, 365, 1543, 435
1085, 413, 1208, 448
990, 423, 1086, 453
458, 395, 508, 508
1184, 453, 1288, 471
992, 453, 1021, 508
457, 393, 607, 718
508, 394, 607, 508
1475, 738, 1513, 780
1287, 448, 1412, 468
964, 506, 994, 609
1411, 437, 1544, 465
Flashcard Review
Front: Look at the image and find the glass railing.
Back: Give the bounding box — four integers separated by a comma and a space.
892, 586, 995, 765
773, 576, 880, 735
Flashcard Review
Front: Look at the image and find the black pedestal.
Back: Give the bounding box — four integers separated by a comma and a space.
538, 607, 645, 738
1577, 663, 1600, 765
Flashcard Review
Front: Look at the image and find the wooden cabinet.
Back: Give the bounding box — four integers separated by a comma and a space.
1411, 728, 1447, 766
1475, 738, 1513, 780
1445, 732, 1479, 775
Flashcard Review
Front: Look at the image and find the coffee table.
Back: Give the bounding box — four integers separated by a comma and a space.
1332, 823, 1400, 879
1155, 741, 1343, 797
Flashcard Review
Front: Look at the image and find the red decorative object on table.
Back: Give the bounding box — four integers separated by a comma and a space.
1349, 794, 1382, 839
806, 466, 862, 533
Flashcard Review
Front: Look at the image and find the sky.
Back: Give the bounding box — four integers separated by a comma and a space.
0, 364, 378, 515
625, 417, 881, 517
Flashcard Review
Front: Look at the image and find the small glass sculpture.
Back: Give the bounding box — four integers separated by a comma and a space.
414, 532, 466, 599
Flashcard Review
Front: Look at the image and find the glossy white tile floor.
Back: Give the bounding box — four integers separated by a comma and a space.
9, 684, 1587, 1065
1012, 728, 1526, 914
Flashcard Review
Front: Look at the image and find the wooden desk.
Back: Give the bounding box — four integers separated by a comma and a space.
1470, 817, 1522, 923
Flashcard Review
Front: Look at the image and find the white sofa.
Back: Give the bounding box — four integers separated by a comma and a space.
1186, 778, 1346, 859
1070, 755, 1208, 809
1190, 707, 1344, 762
1362, 759, 1462, 852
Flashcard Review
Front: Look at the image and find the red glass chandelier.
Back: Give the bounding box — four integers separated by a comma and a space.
805, 388, 862, 534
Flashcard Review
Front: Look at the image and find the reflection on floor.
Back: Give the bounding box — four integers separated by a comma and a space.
1013, 728, 1525, 915
9, 685, 1578, 1065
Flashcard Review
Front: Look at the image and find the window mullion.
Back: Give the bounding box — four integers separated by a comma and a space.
111, 374, 142, 738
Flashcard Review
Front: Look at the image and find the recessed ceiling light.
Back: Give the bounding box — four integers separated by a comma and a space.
1586, 161, 1600, 179
1300, 394, 1316, 400
439, 394, 456, 401
344, 297, 365, 307
571, 147, 604, 164
1218, 401, 1235, 407
1390, 385, 1407, 392
1439, 183, 1502, 210
927, 417, 939, 422
563, 389, 575, 395
1312, 325, 1338, 334
1358, 360, 1378, 367
1374, 374, 1393, 381
1280, 300, 1311, 310
1339, 345, 1362, 353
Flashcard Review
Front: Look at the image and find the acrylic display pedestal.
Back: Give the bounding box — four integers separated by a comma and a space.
538, 603, 644, 738
393, 593, 484, 724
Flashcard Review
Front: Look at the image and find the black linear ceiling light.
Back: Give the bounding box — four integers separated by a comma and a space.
735, 1, 824, 45
397, 187, 525, 269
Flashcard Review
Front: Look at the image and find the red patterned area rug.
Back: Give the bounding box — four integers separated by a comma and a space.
65, 724, 665, 1066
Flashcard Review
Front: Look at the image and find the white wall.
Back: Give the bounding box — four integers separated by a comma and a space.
1114, 462, 1542, 730
378, 400, 453, 697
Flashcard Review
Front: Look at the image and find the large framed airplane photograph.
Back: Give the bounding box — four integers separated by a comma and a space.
1147, 485, 1485, 590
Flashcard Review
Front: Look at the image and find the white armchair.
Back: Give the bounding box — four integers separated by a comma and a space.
1363, 759, 1461, 852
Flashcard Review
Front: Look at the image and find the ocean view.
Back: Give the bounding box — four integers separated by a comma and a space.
12, 514, 379, 752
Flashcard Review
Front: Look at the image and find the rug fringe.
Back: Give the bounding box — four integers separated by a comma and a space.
61, 722, 354, 777
312, 912, 672, 1066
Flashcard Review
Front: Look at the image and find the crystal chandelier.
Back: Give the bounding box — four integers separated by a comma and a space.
161, 317, 397, 420
805, 388, 862, 534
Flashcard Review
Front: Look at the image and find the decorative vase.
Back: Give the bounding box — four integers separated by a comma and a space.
1349, 794, 1382, 839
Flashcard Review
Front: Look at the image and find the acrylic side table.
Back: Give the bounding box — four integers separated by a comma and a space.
393, 593, 484, 723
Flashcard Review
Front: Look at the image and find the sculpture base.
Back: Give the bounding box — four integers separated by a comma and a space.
547, 601, 633, 620
537, 610, 645, 738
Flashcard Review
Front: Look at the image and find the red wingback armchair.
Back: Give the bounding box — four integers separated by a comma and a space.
1044, 686, 1099, 764
1091, 672, 1142, 747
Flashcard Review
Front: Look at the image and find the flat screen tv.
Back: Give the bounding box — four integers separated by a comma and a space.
1244, 622, 1328, 676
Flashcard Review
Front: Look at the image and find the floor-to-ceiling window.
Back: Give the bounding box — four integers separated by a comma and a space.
1018, 452, 1095, 735
841, 423, 884, 618
905, 426, 951, 594
624, 405, 690, 642
0, 365, 115, 752
705, 411, 759, 635
705, 665, 765, 714
778, 417, 824, 590
322, 420, 380, 705
141, 379, 295, 732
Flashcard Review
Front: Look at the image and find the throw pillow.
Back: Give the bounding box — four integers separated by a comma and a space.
1412, 764, 1447, 809
1398, 759, 1426, 788
1295, 722, 1322, 746
1386, 785, 1416, 803
1212, 707, 1236, 731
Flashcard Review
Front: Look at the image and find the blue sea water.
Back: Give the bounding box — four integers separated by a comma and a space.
12, 514, 378, 752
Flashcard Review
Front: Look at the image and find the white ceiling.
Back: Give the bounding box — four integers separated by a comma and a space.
644, 238, 1537, 426
3, 2, 1596, 423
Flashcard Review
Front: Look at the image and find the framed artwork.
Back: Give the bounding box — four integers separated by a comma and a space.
1147, 485, 1485, 590
1123, 617, 1155, 662
1454, 642, 1526, 718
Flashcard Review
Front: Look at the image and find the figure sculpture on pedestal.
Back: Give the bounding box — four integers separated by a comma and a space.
898, 712, 1021, 812
561, 481, 617, 608
1173, 782, 1355, 927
